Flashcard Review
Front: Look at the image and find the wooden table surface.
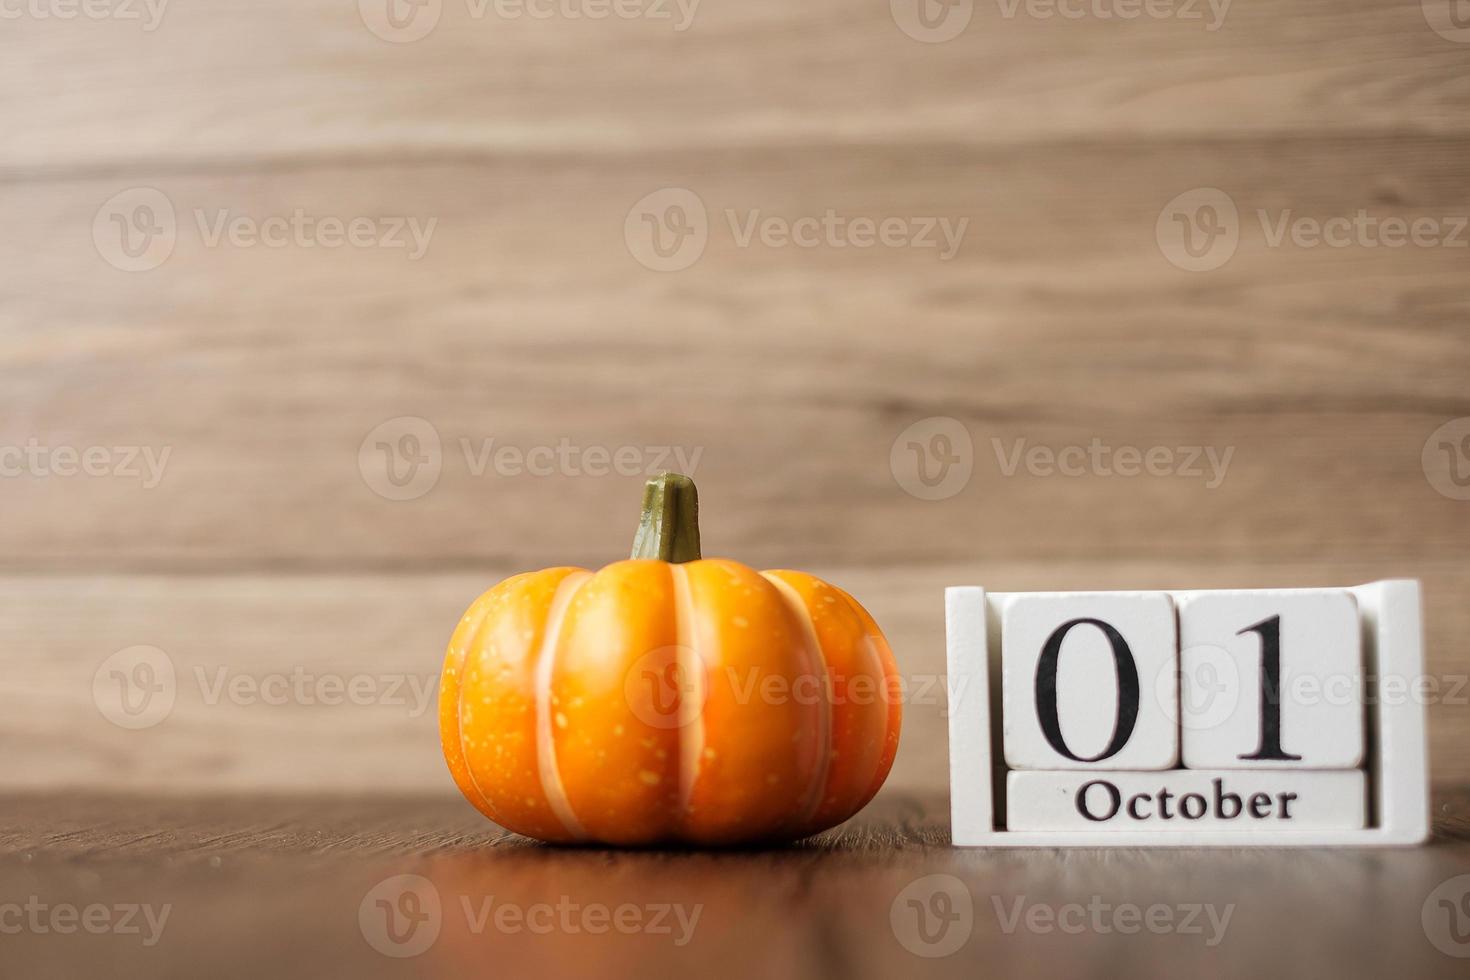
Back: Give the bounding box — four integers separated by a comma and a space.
3, 788, 1469, 979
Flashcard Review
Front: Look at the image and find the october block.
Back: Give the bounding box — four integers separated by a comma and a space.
1006, 769, 1367, 831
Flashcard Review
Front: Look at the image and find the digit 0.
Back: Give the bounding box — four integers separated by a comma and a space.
1034, 619, 1141, 763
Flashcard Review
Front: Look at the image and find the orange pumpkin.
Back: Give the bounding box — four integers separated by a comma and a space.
439, 473, 902, 846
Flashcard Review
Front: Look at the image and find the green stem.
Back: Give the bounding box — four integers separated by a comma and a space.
630, 472, 701, 563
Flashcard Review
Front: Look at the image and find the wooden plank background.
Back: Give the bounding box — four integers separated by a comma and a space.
1, 0, 1467, 795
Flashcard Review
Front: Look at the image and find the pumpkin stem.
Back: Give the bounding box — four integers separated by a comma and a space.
630, 472, 701, 563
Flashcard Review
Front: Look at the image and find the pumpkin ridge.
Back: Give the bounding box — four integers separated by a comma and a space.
668, 563, 707, 838
533, 569, 595, 841
760, 571, 834, 835
830, 584, 903, 811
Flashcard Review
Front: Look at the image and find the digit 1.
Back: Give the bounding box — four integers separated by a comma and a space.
1035, 618, 1140, 763
1237, 614, 1302, 762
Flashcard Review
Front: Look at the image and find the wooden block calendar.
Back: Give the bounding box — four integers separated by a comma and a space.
946, 580, 1429, 846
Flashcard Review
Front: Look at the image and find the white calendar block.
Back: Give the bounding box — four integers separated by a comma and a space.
1001, 592, 1178, 771
1178, 589, 1364, 769
946, 581, 1429, 847
1007, 770, 1366, 831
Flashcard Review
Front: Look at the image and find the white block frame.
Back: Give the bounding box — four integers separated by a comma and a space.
946, 580, 1430, 847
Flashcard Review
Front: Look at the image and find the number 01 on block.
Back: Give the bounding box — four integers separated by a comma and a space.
945, 580, 1429, 847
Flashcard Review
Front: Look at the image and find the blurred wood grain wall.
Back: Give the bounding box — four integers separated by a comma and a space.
1, 0, 1468, 798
